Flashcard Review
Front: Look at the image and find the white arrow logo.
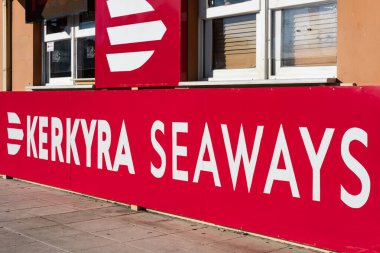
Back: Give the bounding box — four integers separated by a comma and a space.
106, 0, 167, 72
7, 112, 24, 156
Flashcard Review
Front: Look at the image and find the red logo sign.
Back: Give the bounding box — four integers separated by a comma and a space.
95, 0, 186, 88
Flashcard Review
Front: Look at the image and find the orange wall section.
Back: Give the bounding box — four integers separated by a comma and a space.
338, 0, 380, 85
12, 1, 42, 91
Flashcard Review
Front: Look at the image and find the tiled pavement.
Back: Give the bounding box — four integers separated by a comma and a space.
0, 178, 322, 253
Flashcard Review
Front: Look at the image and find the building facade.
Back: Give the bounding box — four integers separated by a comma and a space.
0, 1, 380, 252
1, 0, 380, 90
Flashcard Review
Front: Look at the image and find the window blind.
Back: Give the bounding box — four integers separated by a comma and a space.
282, 3, 337, 67
213, 14, 256, 69
209, 0, 250, 7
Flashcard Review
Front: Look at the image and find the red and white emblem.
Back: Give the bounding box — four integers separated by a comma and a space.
105, 0, 167, 72
6, 112, 23, 156
96, 0, 186, 88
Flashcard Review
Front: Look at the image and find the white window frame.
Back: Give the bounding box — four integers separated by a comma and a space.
44, 16, 74, 85
74, 15, 95, 38
74, 15, 96, 81
199, 0, 338, 82
44, 13, 95, 86
269, 0, 334, 9
269, 0, 337, 79
200, 0, 266, 81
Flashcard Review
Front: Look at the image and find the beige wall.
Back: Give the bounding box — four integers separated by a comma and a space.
338, 0, 380, 85
12, 0, 42, 91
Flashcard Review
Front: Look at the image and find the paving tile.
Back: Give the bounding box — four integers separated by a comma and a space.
271, 246, 321, 253
47, 233, 114, 252
1, 217, 58, 231
0, 228, 10, 234
86, 206, 136, 218
63, 200, 114, 210
0, 229, 35, 248
172, 226, 242, 245
23, 191, 76, 199
94, 224, 165, 242
115, 212, 171, 227
24, 191, 86, 205
133, 217, 207, 234
127, 234, 198, 253
23, 224, 83, 241
26, 204, 79, 216
0, 209, 37, 222
0, 191, 19, 197
77, 243, 151, 253
0, 199, 56, 212
9, 186, 48, 194
0, 189, 19, 196
0, 181, 22, 189
178, 244, 231, 253
44, 210, 103, 224
0, 194, 32, 204
67, 216, 133, 233
0, 179, 319, 253
0, 241, 67, 253
208, 235, 288, 253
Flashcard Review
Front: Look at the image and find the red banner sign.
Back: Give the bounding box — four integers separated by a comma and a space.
95, 0, 186, 88
0, 87, 379, 252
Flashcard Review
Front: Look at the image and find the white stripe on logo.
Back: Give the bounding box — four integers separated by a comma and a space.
7, 144, 21, 156
107, 0, 154, 18
7, 112, 21, 124
7, 128, 24, 141
107, 21, 167, 46
7, 112, 23, 156
105, 0, 167, 72
106, 51, 154, 72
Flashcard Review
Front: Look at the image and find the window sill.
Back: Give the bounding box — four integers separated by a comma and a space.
26, 85, 95, 91
179, 78, 338, 87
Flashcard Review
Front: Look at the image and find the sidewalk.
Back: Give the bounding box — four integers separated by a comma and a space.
0, 178, 320, 253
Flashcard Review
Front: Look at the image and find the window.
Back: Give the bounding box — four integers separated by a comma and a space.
44, 11, 95, 85
270, 0, 337, 78
200, 0, 337, 81
201, 0, 265, 80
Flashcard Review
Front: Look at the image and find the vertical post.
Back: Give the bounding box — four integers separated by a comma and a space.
2, 0, 12, 180
2, 0, 11, 91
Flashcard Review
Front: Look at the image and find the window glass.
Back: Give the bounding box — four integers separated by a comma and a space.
77, 36, 95, 78
213, 14, 256, 69
209, 0, 250, 7
281, 3, 337, 67
46, 17, 69, 34
79, 11, 95, 30
49, 40, 71, 78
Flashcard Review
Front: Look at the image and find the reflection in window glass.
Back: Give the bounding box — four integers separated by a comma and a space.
282, 3, 337, 67
46, 17, 69, 34
209, 0, 250, 7
79, 11, 95, 29
213, 14, 256, 69
49, 40, 71, 78
77, 37, 95, 78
